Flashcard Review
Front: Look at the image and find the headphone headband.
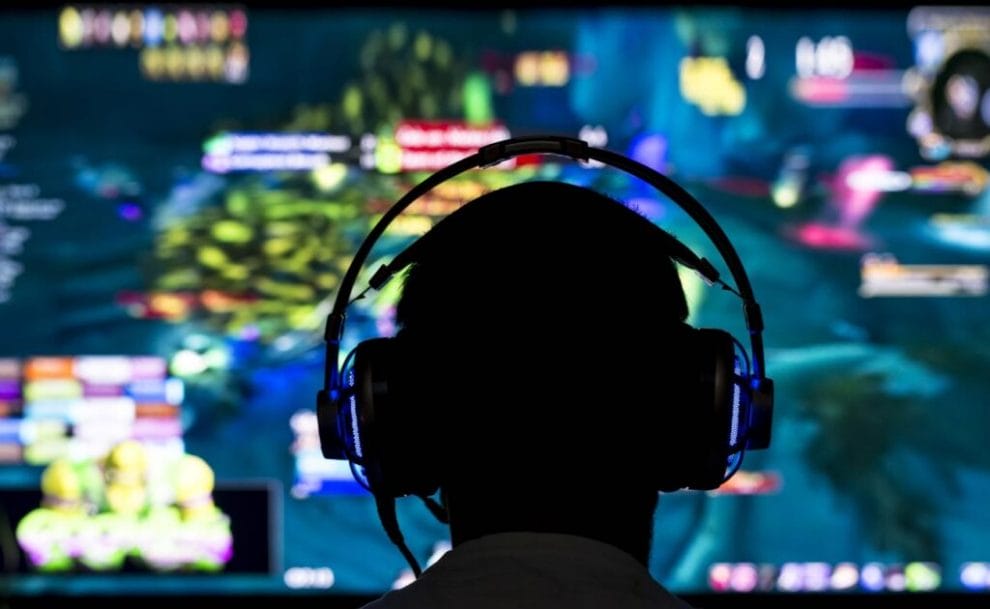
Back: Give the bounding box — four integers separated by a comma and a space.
322, 135, 768, 415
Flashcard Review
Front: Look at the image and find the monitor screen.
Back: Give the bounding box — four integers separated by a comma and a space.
0, 2, 988, 601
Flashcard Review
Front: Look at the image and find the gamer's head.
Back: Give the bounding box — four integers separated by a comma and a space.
387, 180, 700, 565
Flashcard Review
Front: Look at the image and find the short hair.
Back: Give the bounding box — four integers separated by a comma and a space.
393, 180, 692, 490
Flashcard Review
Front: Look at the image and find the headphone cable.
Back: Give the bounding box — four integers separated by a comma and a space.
375, 493, 423, 578
418, 494, 450, 524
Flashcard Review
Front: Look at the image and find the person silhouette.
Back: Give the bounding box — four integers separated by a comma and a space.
315, 138, 773, 609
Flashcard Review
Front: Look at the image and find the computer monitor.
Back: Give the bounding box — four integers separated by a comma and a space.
0, 3, 988, 605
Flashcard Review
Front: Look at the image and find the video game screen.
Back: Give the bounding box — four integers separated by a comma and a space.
1, 2, 989, 599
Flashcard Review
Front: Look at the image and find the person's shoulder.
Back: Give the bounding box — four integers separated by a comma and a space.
356, 589, 408, 609
355, 581, 435, 609
667, 594, 699, 609
357, 584, 695, 609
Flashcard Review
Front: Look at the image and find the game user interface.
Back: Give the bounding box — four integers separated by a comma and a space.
0, 2, 988, 598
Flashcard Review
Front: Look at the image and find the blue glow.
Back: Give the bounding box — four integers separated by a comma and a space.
143, 9, 164, 47
730, 356, 742, 447
348, 394, 362, 459
629, 132, 669, 172
354, 464, 370, 489
117, 201, 143, 221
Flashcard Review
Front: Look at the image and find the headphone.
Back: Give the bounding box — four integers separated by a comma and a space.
315, 135, 774, 573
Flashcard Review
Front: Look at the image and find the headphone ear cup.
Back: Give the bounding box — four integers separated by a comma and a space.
343, 337, 440, 499
695, 328, 741, 490
656, 326, 738, 492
